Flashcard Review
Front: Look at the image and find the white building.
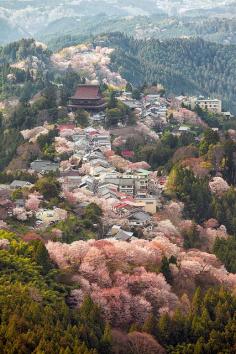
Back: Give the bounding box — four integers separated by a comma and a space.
195, 98, 222, 114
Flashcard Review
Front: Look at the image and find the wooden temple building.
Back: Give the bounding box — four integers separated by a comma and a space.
68, 85, 107, 112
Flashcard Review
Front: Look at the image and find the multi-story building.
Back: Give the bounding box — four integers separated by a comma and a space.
195, 98, 222, 114
119, 178, 135, 196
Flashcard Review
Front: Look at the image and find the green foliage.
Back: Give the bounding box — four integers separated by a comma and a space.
132, 88, 141, 100
107, 90, 117, 109
0, 128, 24, 170
105, 95, 134, 127
0, 111, 3, 129
138, 141, 173, 170
106, 108, 123, 127
125, 132, 195, 170
54, 203, 103, 243
11, 188, 24, 201
156, 287, 236, 353
0, 230, 108, 353
31, 240, 54, 275
199, 128, 220, 155
168, 166, 212, 222
221, 139, 236, 185
37, 128, 59, 160
211, 188, 236, 236
9, 102, 36, 130
34, 176, 61, 200
0, 170, 38, 184
75, 109, 90, 128
194, 105, 223, 128
125, 82, 133, 92
214, 237, 236, 273
0, 38, 51, 63
85, 203, 103, 223
0, 39, 51, 101
55, 68, 82, 104
160, 256, 173, 284
37, 128, 59, 150
106, 32, 236, 113
183, 223, 201, 250
211, 186, 236, 273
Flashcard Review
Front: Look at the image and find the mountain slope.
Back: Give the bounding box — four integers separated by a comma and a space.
99, 33, 236, 113
0, 0, 235, 44
42, 14, 236, 51
0, 18, 28, 45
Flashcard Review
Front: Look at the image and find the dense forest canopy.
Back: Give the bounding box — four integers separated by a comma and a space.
100, 32, 236, 113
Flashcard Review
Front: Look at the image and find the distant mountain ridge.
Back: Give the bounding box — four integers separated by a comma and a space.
0, 18, 30, 45
0, 0, 235, 45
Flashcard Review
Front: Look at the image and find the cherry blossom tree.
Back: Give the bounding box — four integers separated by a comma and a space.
25, 192, 42, 211
209, 177, 230, 196
55, 137, 75, 155
13, 207, 32, 221
46, 234, 236, 327
0, 239, 10, 250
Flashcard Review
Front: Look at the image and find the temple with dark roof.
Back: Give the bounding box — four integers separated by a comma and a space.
68, 85, 107, 111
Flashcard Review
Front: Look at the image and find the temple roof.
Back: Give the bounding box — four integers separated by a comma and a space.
70, 85, 102, 100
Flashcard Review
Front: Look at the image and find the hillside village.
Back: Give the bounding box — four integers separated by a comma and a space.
0, 81, 234, 244
1, 22, 236, 354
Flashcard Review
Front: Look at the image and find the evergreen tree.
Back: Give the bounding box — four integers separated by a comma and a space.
160, 256, 173, 284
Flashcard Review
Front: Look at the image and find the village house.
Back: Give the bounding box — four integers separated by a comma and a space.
89, 134, 111, 150
80, 176, 98, 193
98, 182, 118, 192
36, 208, 67, 226
10, 180, 33, 190
134, 169, 151, 197
30, 160, 59, 174
113, 202, 133, 216
128, 211, 152, 228
119, 178, 135, 196
114, 229, 134, 241
134, 197, 157, 214
178, 126, 190, 132
90, 113, 106, 124
98, 187, 118, 200
62, 175, 82, 190
106, 225, 135, 242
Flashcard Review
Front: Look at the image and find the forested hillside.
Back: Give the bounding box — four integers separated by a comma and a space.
101, 33, 236, 113
0, 230, 111, 353
0, 39, 52, 101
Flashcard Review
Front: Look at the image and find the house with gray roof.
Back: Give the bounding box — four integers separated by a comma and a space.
114, 229, 134, 242
129, 211, 151, 227
10, 180, 33, 189
30, 160, 59, 174
119, 178, 135, 196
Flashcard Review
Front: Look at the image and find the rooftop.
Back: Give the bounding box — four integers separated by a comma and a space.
30, 160, 59, 173
114, 229, 134, 241
10, 180, 32, 188
70, 85, 102, 100
129, 211, 151, 222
